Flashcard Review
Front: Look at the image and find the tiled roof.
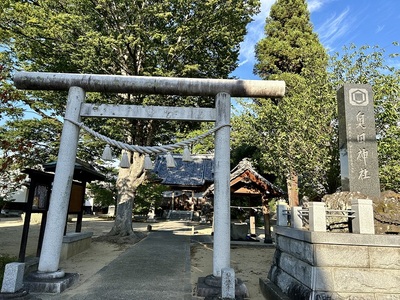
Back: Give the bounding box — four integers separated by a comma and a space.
230, 158, 285, 195
152, 154, 214, 187
204, 157, 284, 197
42, 158, 105, 182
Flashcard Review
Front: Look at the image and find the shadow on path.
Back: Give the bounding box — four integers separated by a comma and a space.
36, 231, 192, 300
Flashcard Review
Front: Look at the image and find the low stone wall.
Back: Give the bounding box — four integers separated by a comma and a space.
266, 226, 400, 299
60, 232, 93, 261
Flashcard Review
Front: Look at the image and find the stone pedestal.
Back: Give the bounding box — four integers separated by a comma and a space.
1, 263, 25, 293
290, 207, 302, 229
60, 231, 93, 260
277, 202, 288, 227
309, 202, 326, 232
259, 278, 290, 300
230, 223, 248, 240
221, 268, 235, 299
263, 226, 400, 299
24, 271, 79, 294
351, 199, 375, 234
197, 274, 249, 299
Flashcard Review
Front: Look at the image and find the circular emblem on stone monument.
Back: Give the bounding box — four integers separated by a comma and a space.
349, 88, 368, 106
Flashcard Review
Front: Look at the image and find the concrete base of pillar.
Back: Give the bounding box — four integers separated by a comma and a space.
24, 272, 79, 294
0, 289, 31, 299
23, 258, 39, 276
197, 275, 249, 299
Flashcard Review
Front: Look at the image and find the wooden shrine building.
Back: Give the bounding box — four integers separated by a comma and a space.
151, 154, 214, 217
204, 158, 284, 241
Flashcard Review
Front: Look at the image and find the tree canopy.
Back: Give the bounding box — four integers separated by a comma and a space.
254, 0, 327, 78
0, 0, 260, 234
0, 0, 260, 174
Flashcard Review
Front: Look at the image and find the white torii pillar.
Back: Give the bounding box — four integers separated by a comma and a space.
38, 87, 85, 274
213, 92, 231, 276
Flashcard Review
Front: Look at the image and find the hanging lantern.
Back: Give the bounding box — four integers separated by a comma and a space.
101, 144, 113, 161
182, 146, 193, 162
120, 151, 131, 168
144, 154, 154, 170
166, 152, 176, 168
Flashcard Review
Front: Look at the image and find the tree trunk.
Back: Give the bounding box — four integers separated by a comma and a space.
108, 152, 145, 236
287, 172, 299, 207
262, 196, 273, 243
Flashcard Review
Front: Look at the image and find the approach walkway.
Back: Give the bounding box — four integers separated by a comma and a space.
36, 230, 193, 300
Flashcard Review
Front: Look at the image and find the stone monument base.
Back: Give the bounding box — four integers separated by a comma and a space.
266, 226, 400, 299
259, 278, 290, 300
197, 275, 249, 299
24, 272, 79, 294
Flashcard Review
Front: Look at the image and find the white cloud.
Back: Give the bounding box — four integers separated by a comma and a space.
237, 0, 274, 67
316, 7, 352, 51
307, 0, 338, 13
307, 0, 324, 13
255, 0, 275, 24
376, 25, 385, 33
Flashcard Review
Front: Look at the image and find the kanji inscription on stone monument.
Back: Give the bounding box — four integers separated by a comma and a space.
337, 84, 380, 199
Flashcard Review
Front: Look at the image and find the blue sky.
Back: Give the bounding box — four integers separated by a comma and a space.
232, 0, 400, 79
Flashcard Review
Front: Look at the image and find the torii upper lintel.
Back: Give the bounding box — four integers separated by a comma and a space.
14, 71, 286, 98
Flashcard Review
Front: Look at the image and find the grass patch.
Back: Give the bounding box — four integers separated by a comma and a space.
0, 254, 18, 283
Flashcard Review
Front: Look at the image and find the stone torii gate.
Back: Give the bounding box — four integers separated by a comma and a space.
14, 72, 285, 296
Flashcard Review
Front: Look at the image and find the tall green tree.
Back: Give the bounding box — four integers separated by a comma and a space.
0, 0, 260, 236
233, 0, 336, 205
329, 43, 400, 192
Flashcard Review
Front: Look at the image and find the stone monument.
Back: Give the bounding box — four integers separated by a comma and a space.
1, 263, 25, 294
337, 84, 380, 199
259, 85, 399, 300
